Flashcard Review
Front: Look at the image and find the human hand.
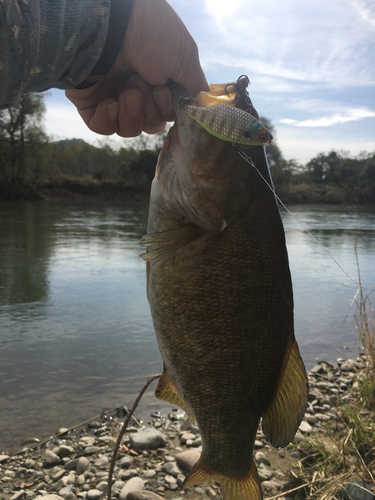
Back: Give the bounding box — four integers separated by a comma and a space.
65, 0, 208, 137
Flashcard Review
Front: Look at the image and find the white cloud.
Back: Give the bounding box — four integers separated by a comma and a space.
350, 0, 375, 27
280, 108, 375, 127
200, 0, 375, 88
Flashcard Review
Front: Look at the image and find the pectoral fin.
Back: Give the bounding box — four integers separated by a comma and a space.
140, 225, 200, 266
262, 340, 308, 448
183, 458, 262, 500
155, 367, 196, 424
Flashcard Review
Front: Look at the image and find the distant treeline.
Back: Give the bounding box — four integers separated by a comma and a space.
1, 94, 374, 203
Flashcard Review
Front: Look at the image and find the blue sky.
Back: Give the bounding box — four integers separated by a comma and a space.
45, 0, 375, 164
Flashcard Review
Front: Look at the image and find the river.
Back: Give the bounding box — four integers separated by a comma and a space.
0, 199, 374, 451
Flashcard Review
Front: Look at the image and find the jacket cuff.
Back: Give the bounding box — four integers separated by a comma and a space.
75, 0, 134, 89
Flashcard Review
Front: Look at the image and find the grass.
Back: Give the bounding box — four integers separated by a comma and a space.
284, 252, 375, 500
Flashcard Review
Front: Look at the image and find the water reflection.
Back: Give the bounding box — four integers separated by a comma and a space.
0, 201, 374, 451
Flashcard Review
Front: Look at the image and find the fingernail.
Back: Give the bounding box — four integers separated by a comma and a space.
125, 93, 142, 116
107, 101, 118, 122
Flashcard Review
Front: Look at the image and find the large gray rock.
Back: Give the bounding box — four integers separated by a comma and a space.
129, 429, 167, 450
175, 450, 200, 472
119, 478, 144, 500
341, 481, 375, 500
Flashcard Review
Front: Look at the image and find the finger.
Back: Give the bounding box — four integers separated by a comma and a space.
126, 77, 166, 134
78, 98, 119, 135
117, 88, 144, 137
171, 39, 209, 98
152, 85, 175, 122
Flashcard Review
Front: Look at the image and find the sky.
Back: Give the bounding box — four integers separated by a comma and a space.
45, 0, 375, 165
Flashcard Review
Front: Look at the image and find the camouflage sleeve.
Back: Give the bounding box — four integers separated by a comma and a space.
0, 0, 134, 108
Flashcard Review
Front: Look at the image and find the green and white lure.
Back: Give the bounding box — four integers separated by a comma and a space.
182, 103, 272, 146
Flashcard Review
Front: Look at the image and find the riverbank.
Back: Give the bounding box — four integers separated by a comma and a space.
0, 179, 149, 202
1, 355, 374, 500
1, 178, 374, 204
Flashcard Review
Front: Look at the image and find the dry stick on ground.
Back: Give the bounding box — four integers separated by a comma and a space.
108, 374, 162, 500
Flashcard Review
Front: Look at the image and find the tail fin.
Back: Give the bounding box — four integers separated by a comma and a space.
183, 458, 262, 500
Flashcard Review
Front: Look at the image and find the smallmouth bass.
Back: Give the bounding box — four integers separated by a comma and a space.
141, 77, 308, 500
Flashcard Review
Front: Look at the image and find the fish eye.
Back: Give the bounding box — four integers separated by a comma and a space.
259, 134, 268, 144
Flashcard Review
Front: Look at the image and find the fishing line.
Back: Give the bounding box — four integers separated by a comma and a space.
236, 147, 359, 288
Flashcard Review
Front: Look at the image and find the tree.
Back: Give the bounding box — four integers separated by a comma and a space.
0, 94, 47, 182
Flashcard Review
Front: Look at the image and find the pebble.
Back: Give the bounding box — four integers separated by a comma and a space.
112, 480, 125, 495
76, 457, 90, 474
0, 356, 367, 500
262, 480, 282, 492
44, 450, 62, 467
254, 451, 270, 466
119, 456, 134, 469
94, 456, 109, 467
39, 496, 65, 500
206, 487, 217, 498
120, 469, 139, 480
56, 446, 75, 458
175, 450, 200, 472
126, 493, 164, 500
341, 481, 375, 500
119, 477, 144, 500
53, 470, 66, 482
86, 490, 101, 500
179, 432, 196, 445
298, 421, 313, 433
143, 470, 156, 479
161, 462, 181, 477
96, 481, 108, 492
10, 491, 26, 500
129, 429, 167, 450
194, 487, 205, 495
82, 447, 100, 455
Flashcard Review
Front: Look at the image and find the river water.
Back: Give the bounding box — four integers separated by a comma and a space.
0, 199, 374, 451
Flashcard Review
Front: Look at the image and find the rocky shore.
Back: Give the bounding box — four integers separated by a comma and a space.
1, 355, 374, 500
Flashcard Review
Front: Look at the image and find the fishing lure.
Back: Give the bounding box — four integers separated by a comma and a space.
182, 102, 272, 146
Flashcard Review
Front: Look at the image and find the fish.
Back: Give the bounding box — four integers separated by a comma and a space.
141, 76, 308, 500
